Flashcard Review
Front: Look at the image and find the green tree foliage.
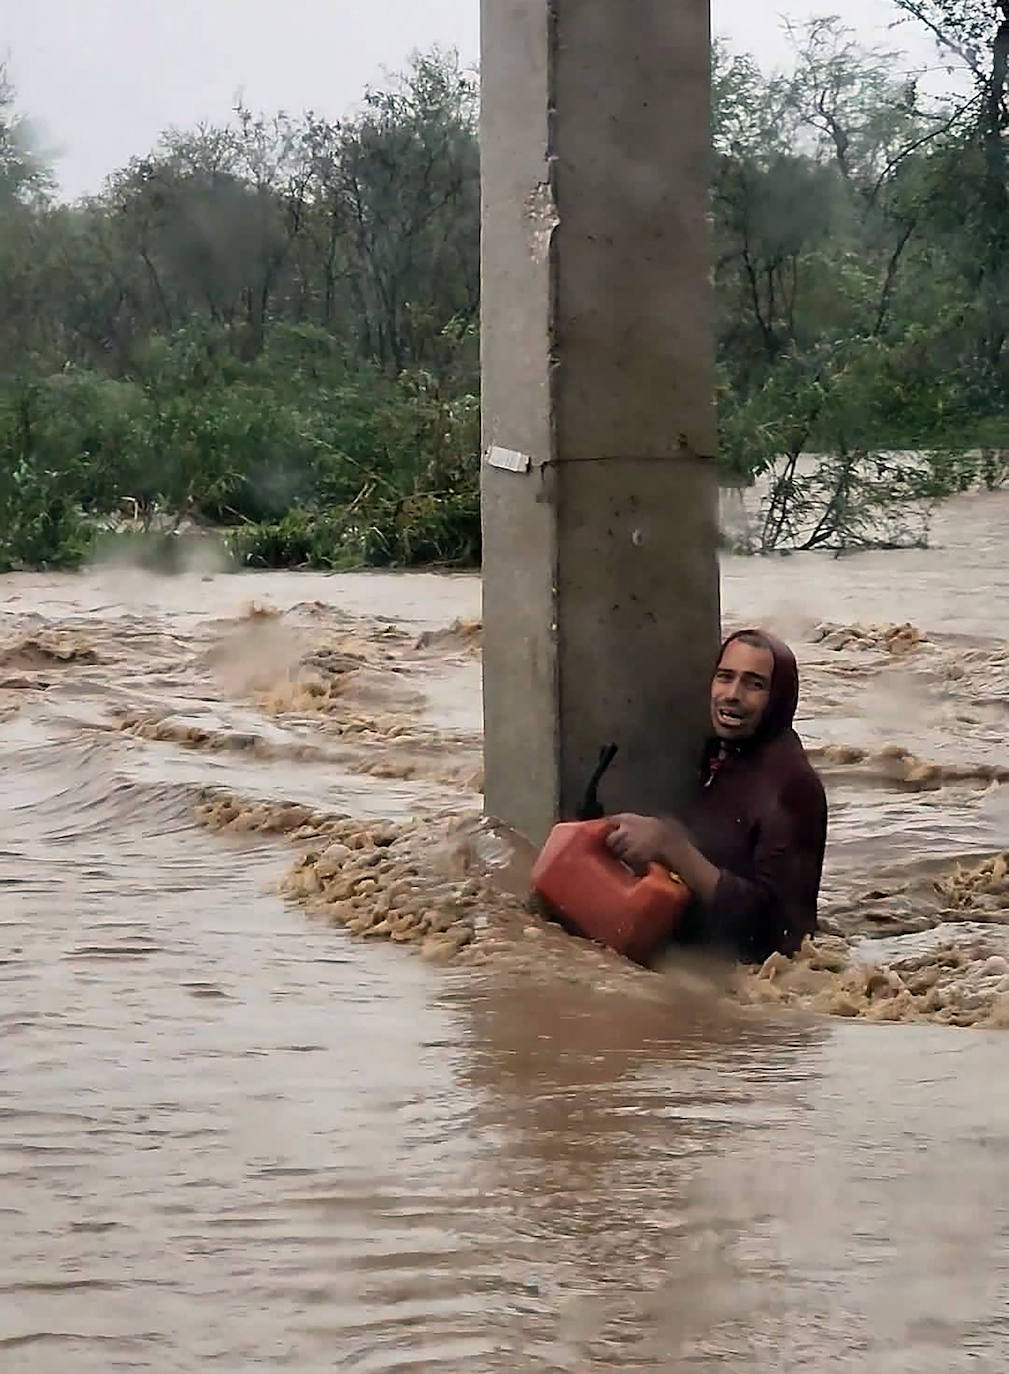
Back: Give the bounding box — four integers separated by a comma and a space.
0, 25, 1006, 568
0, 51, 481, 569
715, 14, 1009, 549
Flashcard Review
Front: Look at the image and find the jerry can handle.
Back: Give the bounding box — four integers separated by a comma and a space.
586, 820, 679, 888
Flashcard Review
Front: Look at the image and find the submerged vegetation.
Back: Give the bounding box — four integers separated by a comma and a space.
1, 3, 1008, 569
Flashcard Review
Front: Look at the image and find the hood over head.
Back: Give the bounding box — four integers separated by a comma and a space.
715, 628, 799, 745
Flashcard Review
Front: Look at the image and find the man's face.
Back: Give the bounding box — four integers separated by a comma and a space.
710, 639, 774, 741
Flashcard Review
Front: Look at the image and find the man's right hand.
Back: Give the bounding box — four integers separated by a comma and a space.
604, 814, 671, 873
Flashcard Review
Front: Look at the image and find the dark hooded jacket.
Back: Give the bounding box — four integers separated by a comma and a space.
677, 629, 827, 964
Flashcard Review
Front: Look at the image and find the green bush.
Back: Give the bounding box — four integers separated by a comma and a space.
229, 485, 481, 571
228, 511, 355, 569
0, 321, 481, 570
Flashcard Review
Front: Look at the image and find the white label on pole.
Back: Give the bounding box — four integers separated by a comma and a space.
486, 446, 532, 473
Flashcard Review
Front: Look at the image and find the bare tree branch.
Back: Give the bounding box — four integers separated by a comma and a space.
892, 2, 985, 78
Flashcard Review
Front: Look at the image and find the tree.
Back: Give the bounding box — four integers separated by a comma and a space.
331, 51, 480, 379
894, 2, 1009, 378
0, 33, 1006, 570
0, 65, 51, 206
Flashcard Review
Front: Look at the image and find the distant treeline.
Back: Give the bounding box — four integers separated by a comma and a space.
0, 1, 1007, 569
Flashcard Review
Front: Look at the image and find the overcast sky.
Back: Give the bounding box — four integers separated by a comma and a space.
5, 1, 945, 199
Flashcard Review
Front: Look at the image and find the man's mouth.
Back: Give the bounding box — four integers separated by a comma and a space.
716, 705, 746, 729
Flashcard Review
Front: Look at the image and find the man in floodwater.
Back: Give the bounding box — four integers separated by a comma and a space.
606, 629, 828, 964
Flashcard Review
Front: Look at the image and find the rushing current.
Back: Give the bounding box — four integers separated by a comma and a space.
2, 489, 1009, 1370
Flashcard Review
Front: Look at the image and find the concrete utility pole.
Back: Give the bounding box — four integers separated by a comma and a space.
480, 0, 720, 845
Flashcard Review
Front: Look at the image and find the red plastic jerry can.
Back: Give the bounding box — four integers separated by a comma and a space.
531, 818, 691, 966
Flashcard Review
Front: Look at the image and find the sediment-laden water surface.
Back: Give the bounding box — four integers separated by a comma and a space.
2, 491, 1009, 1369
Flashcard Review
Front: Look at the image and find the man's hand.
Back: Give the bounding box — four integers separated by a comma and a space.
605, 814, 683, 873
606, 814, 719, 901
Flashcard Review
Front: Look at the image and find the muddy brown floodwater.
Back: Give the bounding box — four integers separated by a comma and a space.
2, 490, 1009, 1370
